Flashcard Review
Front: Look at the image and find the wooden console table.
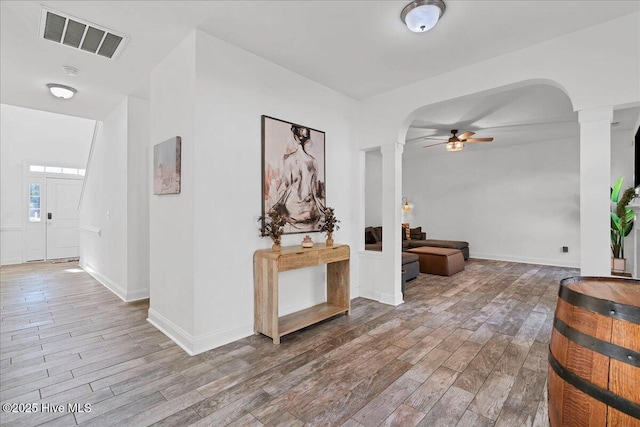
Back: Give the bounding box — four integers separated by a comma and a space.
253, 243, 350, 344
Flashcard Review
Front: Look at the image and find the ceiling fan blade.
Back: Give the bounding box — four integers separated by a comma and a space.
458, 131, 475, 140
423, 142, 446, 148
422, 137, 448, 141
465, 137, 494, 142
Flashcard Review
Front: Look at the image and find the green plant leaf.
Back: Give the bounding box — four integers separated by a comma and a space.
624, 221, 634, 236
611, 177, 624, 203
624, 208, 636, 223
611, 212, 622, 232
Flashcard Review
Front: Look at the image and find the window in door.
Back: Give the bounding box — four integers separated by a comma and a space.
29, 183, 42, 222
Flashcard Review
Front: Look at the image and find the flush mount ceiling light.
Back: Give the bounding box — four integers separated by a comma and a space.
401, 0, 446, 33
47, 83, 76, 99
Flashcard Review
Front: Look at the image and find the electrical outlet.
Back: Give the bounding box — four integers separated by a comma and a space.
562, 246, 569, 253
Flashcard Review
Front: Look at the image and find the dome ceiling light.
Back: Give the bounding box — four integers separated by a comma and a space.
401, 0, 446, 33
47, 83, 76, 99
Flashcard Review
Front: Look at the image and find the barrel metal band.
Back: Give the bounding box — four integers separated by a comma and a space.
553, 317, 640, 367
558, 285, 640, 324
548, 351, 640, 420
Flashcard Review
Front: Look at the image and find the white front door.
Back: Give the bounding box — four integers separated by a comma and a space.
46, 178, 82, 260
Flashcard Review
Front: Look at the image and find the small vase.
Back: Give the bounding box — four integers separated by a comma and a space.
326, 233, 334, 246
272, 242, 281, 252
301, 235, 313, 248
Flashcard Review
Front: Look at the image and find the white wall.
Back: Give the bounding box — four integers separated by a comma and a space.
127, 97, 151, 298
79, 96, 150, 301
611, 128, 635, 189
0, 104, 93, 265
79, 100, 128, 295
404, 136, 580, 267
148, 30, 358, 354
148, 32, 197, 349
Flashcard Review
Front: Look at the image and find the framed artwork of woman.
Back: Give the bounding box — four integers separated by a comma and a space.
261, 115, 326, 234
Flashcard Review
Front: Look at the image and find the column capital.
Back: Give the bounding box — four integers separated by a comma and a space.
380, 142, 404, 154
578, 106, 613, 124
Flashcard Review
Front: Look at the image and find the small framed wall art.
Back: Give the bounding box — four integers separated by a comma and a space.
153, 136, 181, 195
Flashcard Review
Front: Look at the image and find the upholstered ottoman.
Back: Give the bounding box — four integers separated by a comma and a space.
402, 252, 420, 282
406, 247, 465, 276
407, 239, 470, 260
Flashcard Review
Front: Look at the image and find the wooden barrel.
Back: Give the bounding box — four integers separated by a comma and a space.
548, 276, 640, 426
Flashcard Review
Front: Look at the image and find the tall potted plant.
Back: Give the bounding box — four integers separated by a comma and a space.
610, 177, 636, 272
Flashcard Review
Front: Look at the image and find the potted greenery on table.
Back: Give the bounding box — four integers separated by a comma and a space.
319, 207, 340, 246
259, 208, 286, 251
610, 177, 637, 272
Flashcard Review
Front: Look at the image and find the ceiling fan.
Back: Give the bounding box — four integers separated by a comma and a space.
423, 129, 494, 152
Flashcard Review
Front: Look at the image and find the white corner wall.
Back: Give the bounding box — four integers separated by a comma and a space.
79, 99, 128, 296
148, 30, 358, 355
79, 96, 150, 302
127, 97, 151, 299
148, 32, 197, 352
0, 104, 94, 265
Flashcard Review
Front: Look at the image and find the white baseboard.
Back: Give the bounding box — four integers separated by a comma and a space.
80, 260, 127, 301
147, 308, 254, 356
358, 288, 381, 302
379, 292, 404, 306
126, 288, 150, 301
350, 285, 359, 299
192, 322, 254, 355
147, 309, 196, 356
80, 261, 149, 302
1, 257, 22, 266
470, 252, 580, 269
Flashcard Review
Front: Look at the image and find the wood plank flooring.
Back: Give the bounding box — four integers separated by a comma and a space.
0, 259, 578, 426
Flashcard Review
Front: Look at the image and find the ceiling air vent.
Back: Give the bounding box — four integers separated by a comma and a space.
39, 7, 129, 59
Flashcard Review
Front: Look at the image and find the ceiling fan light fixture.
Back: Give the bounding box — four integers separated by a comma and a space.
401, 0, 445, 33
446, 140, 463, 152
47, 83, 76, 99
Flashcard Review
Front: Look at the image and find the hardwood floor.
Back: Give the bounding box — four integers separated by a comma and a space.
0, 259, 578, 426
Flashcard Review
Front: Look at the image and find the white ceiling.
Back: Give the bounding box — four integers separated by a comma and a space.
403, 84, 640, 157
1, 1, 639, 120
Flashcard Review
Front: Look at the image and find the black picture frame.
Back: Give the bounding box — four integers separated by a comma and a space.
261, 115, 326, 235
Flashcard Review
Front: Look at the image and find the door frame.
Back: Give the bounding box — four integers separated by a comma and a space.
21, 161, 85, 263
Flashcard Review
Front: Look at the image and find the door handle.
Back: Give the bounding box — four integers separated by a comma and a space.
48, 212, 52, 220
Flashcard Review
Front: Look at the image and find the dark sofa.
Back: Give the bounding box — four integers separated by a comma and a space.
365, 226, 470, 260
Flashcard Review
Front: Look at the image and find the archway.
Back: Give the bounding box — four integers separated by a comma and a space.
401, 82, 580, 270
